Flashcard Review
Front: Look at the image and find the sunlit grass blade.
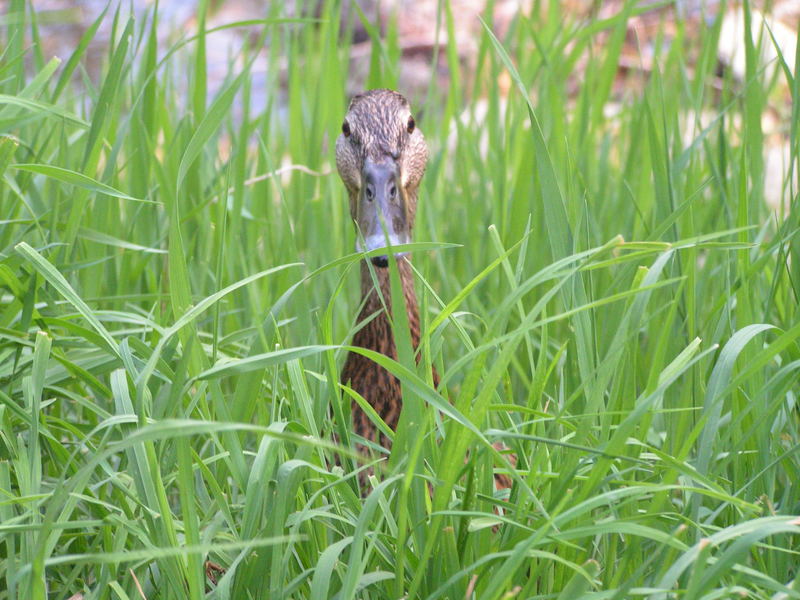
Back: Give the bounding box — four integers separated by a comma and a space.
11, 163, 151, 203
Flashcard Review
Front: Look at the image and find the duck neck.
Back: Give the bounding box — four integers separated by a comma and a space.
355, 257, 420, 355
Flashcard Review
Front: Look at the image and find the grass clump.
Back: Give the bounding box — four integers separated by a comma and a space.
0, 1, 798, 598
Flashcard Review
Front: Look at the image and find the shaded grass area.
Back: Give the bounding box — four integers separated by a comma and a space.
1, 1, 799, 598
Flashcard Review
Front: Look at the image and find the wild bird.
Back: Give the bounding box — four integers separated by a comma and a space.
335, 89, 516, 492
336, 89, 433, 458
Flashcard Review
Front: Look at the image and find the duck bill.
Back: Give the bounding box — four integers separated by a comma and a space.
355, 158, 410, 268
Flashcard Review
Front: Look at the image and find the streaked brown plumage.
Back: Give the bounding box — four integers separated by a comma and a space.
336, 89, 431, 455
340, 259, 426, 449
335, 89, 513, 494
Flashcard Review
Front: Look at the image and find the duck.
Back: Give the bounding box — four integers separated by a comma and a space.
335, 89, 433, 460
335, 89, 516, 495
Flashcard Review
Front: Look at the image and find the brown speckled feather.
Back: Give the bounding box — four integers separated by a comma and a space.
341, 258, 438, 452
335, 89, 510, 495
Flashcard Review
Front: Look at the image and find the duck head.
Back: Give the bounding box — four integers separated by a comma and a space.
335, 89, 428, 267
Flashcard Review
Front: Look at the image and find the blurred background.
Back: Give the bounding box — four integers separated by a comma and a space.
27, 0, 799, 212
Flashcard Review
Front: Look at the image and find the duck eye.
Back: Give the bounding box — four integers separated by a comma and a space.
342, 120, 351, 137
407, 116, 415, 134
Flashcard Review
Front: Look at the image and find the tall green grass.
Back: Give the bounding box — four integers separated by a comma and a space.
1, 1, 798, 598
